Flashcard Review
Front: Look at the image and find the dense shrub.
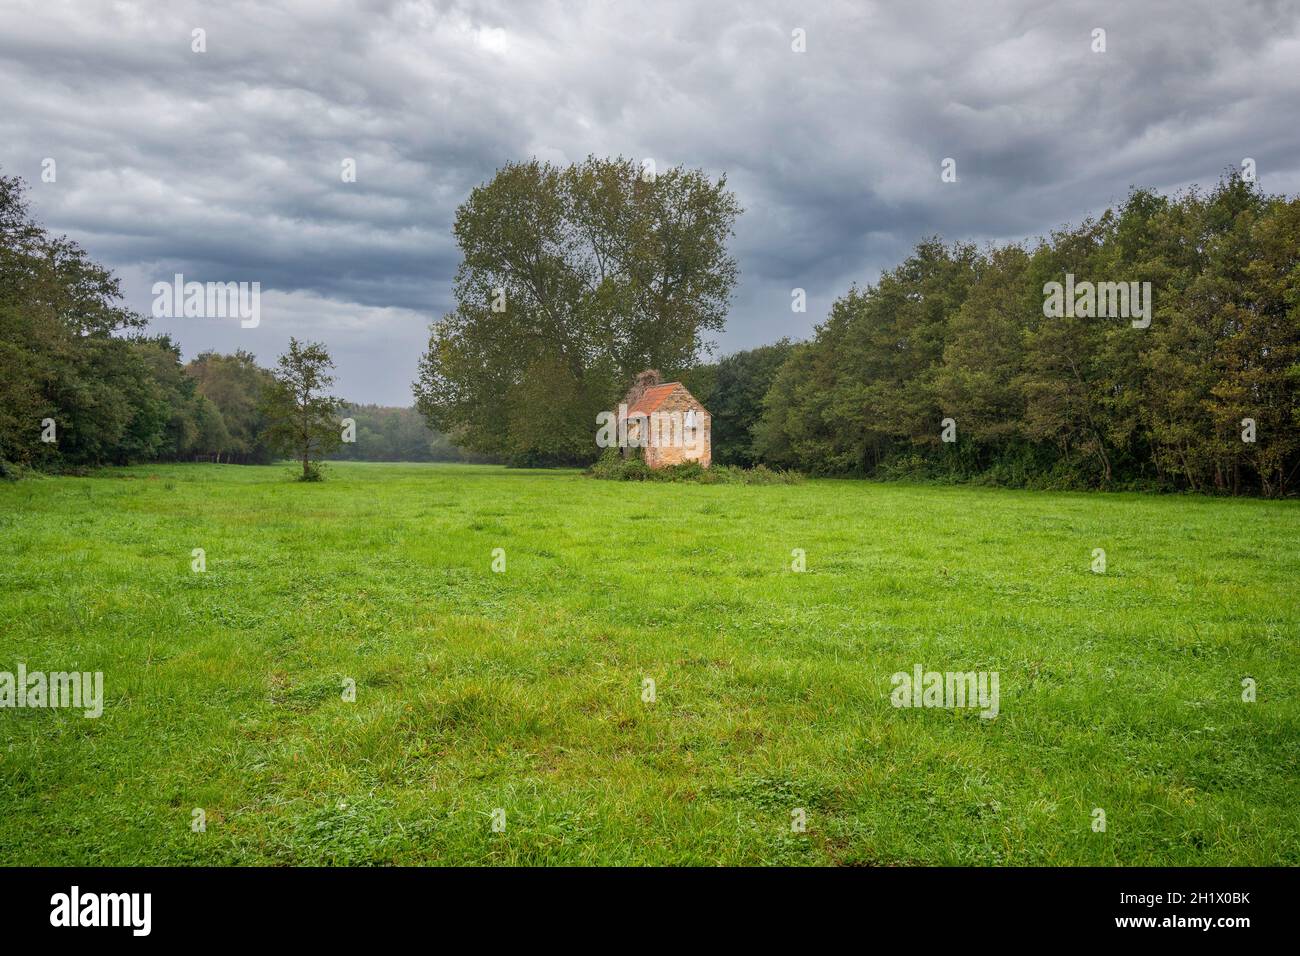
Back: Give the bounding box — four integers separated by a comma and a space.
587, 449, 802, 484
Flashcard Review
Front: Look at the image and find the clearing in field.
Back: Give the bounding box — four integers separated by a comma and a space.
0, 462, 1296, 865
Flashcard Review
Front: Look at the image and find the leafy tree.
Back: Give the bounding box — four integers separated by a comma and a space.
1206, 193, 1300, 495
260, 338, 345, 480
1020, 216, 1120, 484
4, 158, 1296, 495
414, 156, 741, 465
934, 245, 1032, 444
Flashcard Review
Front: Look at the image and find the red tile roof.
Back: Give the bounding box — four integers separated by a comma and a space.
624, 382, 681, 417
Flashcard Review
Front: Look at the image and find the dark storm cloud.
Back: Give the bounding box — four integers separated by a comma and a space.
2, 0, 1298, 403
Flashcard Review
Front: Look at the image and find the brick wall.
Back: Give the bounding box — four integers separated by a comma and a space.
642, 387, 711, 469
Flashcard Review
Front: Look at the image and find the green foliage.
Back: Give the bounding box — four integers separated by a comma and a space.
7, 159, 1296, 497
0, 170, 163, 470
587, 448, 802, 484
702, 463, 804, 485
260, 338, 346, 481
184, 350, 276, 463
0, 169, 481, 475
413, 156, 742, 466
587, 447, 648, 480
691, 340, 797, 466
1, 172, 286, 471
756, 175, 1300, 496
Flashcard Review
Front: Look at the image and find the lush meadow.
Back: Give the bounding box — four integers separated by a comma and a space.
1, 462, 1296, 864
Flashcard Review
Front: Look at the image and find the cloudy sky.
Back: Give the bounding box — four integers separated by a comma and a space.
3, 0, 1298, 404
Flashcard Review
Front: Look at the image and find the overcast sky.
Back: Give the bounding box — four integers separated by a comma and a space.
3, 0, 1298, 405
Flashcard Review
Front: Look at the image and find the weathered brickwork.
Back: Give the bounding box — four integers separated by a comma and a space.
621, 381, 711, 469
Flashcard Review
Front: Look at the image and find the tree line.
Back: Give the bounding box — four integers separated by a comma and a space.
745, 176, 1300, 495
5, 159, 1296, 495
0, 170, 467, 476
417, 160, 1297, 495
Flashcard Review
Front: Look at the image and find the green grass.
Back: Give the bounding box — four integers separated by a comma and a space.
1, 461, 1297, 865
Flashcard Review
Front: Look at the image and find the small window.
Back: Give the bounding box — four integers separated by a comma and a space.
684, 410, 698, 428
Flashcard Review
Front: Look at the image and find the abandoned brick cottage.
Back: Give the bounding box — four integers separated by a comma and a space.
617, 370, 711, 469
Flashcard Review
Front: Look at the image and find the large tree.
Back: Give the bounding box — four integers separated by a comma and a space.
413, 156, 741, 465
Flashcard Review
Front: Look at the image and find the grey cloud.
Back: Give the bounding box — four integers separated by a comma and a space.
2, 0, 1297, 404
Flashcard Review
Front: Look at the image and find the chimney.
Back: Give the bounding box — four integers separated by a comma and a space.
623, 369, 663, 409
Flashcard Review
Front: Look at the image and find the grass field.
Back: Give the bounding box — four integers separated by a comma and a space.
1, 461, 1297, 865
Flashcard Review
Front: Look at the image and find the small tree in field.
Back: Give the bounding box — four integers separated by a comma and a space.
260, 338, 345, 480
